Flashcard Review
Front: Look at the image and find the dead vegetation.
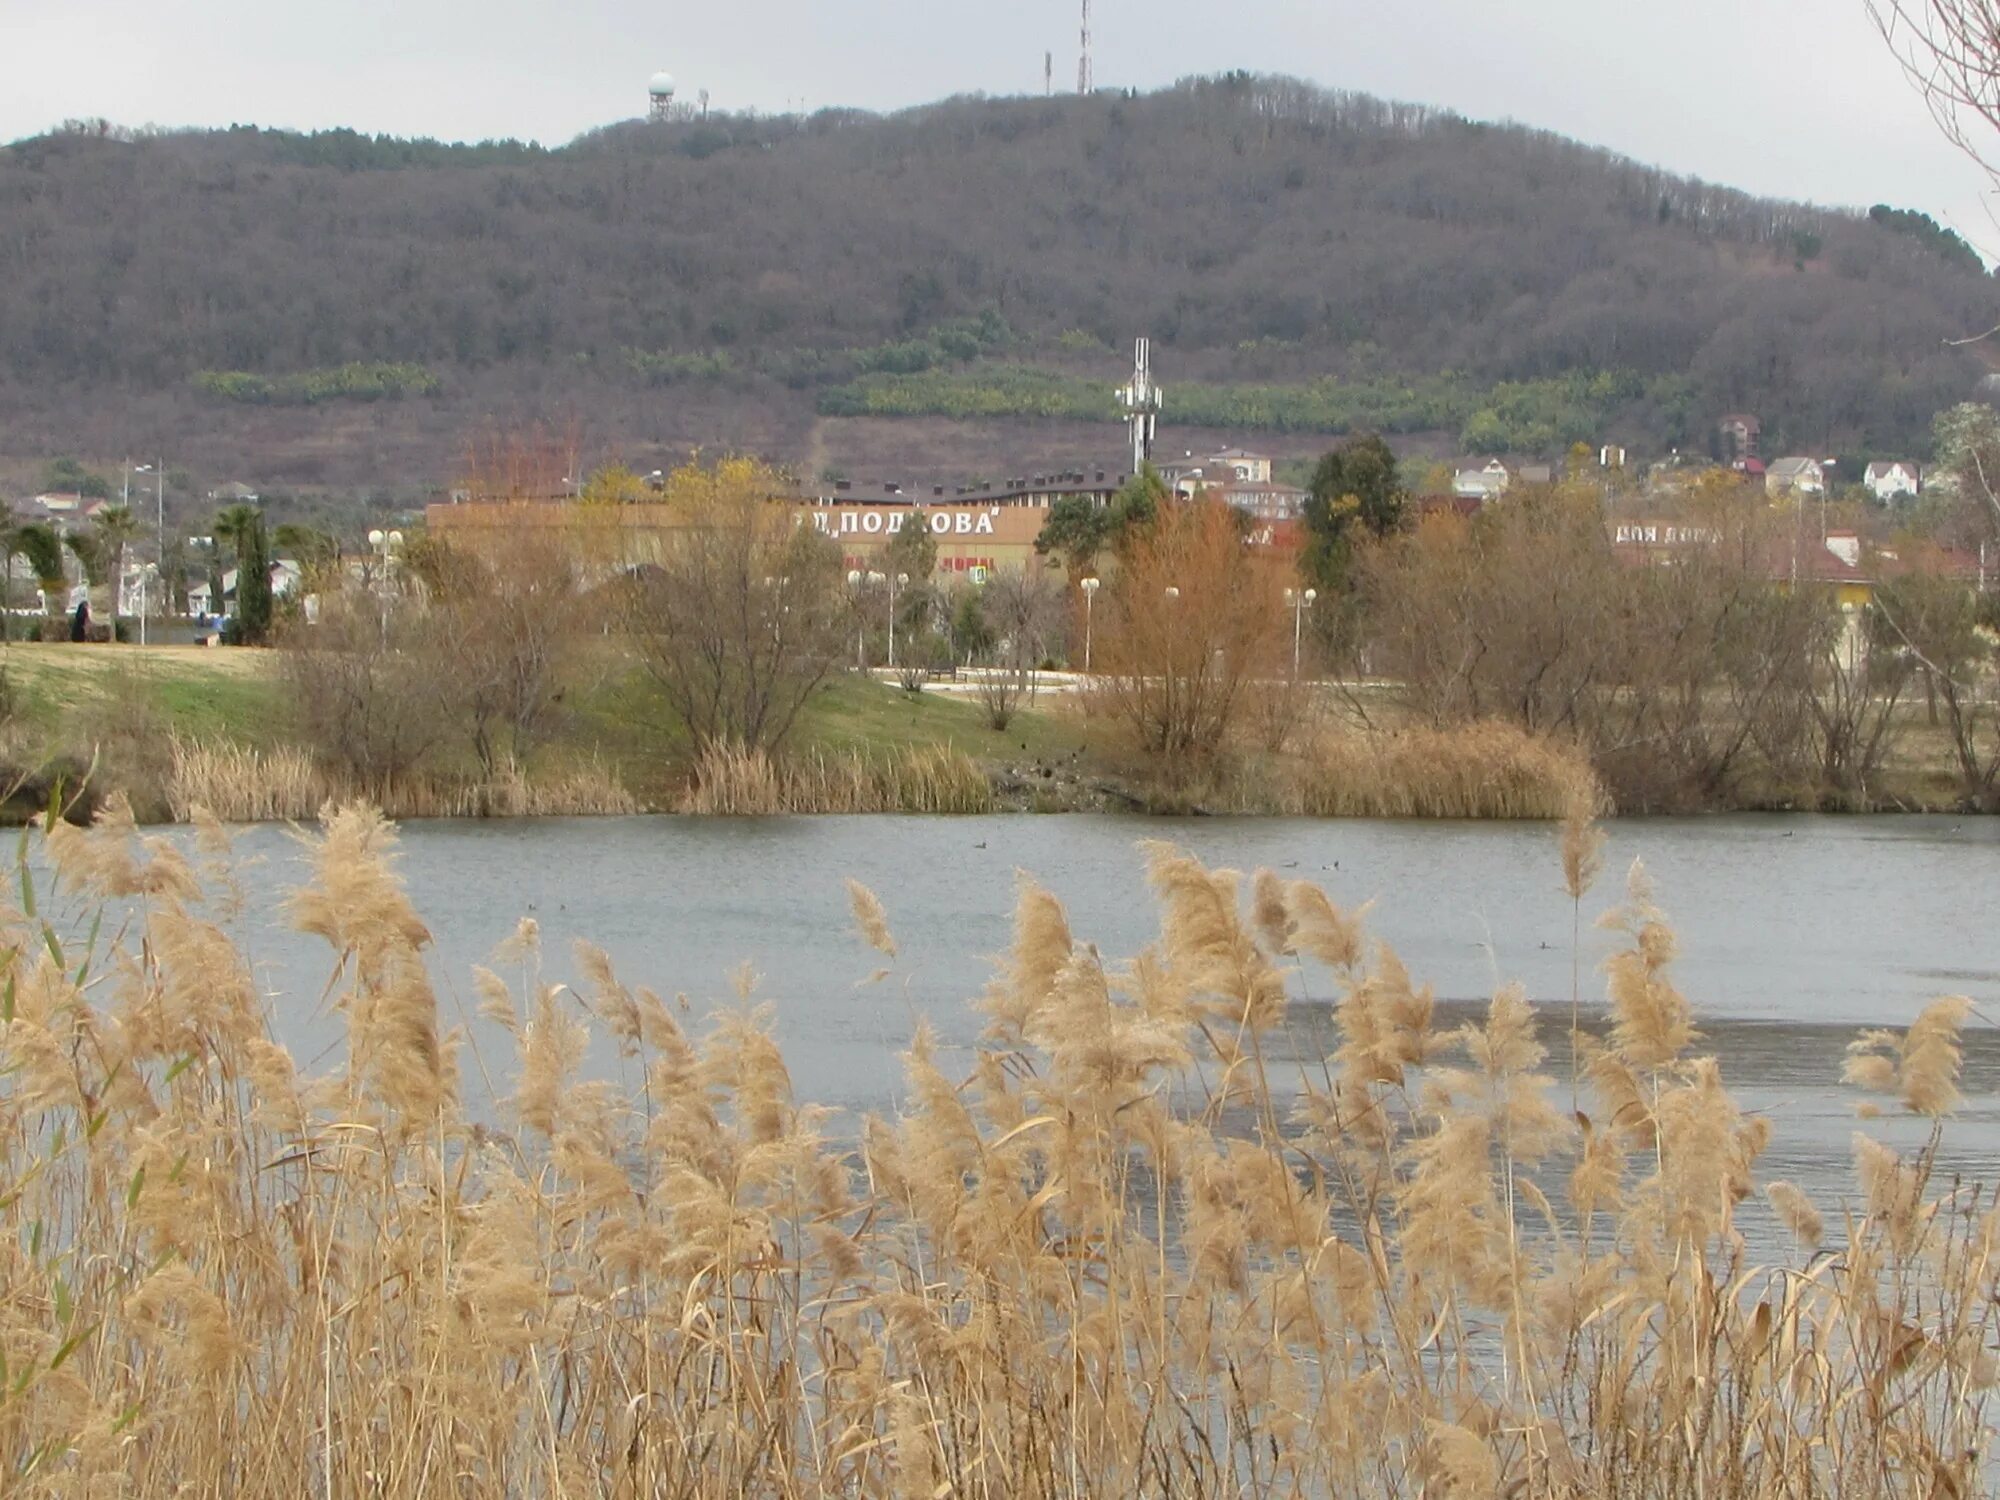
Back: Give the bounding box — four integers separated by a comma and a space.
0, 800, 1992, 1495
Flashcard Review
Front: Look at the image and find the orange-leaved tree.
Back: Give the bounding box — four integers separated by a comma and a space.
1088, 496, 1286, 761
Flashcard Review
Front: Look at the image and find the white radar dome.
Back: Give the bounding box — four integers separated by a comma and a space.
648, 71, 677, 97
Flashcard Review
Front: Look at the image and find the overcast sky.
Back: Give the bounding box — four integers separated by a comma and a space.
7, 0, 1997, 251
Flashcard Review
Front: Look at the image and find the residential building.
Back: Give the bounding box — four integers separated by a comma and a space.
1717, 414, 1761, 466
1453, 459, 1511, 502
1212, 479, 1308, 524
1863, 460, 1922, 504
1764, 457, 1824, 496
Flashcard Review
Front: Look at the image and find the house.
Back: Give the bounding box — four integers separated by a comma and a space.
1863, 461, 1922, 504
1599, 444, 1628, 470
27, 492, 110, 526
1213, 480, 1308, 524
1453, 460, 1511, 502
191, 559, 302, 618
1764, 457, 1824, 496
1718, 414, 1761, 466
207, 481, 261, 506
1516, 463, 1555, 486
1158, 447, 1276, 490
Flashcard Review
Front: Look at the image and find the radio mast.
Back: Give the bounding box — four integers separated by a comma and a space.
1045, 51, 1053, 96
1117, 338, 1162, 474
1077, 0, 1092, 94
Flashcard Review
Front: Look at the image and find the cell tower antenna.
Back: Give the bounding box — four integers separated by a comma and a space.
1045, 51, 1053, 96
1077, 0, 1092, 94
1116, 337, 1162, 474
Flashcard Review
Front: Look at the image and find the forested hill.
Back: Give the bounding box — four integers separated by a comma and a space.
2, 74, 1995, 475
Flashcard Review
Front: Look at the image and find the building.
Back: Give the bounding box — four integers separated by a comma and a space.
1863, 460, 1922, 504
1211, 479, 1308, 524
1718, 414, 1761, 466
802, 468, 1128, 512
1453, 460, 1510, 502
1765, 457, 1824, 497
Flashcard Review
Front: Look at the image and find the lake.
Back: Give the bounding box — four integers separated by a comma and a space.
74, 812, 2000, 1206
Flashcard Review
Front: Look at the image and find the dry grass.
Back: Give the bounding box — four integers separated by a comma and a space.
167, 735, 636, 823
1276, 718, 1606, 819
680, 741, 994, 814
0, 800, 1993, 1496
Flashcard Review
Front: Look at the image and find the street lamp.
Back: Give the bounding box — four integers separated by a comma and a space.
886, 571, 909, 670
134, 563, 158, 647
1285, 586, 1317, 675
1079, 575, 1100, 673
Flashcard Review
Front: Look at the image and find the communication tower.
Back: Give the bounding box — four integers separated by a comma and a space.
1045, 51, 1053, 96
1117, 338, 1162, 473
647, 71, 677, 123
1077, 0, 1092, 94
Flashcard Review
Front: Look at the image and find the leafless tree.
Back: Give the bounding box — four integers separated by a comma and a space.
618, 463, 846, 754
280, 593, 459, 789
971, 571, 1065, 730
414, 534, 584, 777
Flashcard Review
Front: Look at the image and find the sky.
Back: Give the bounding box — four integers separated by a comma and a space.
5, 0, 1997, 252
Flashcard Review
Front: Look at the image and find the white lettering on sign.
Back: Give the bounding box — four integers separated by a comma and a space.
930, 512, 952, 534
954, 513, 972, 534
1614, 523, 1722, 547
888, 513, 905, 532
862, 511, 884, 534
812, 513, 831, 533
838, 513, 859, 534
977, 511, 995, 535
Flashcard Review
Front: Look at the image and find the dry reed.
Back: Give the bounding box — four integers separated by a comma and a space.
679, 740, 994, 814
168, 734, 635, 823
0, 798, 1991, 1497
1281, 718, 1605, 819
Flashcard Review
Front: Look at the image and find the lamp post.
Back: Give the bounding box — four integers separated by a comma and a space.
1820, 457, 1836, 545
134, 563, 157, 647
1079, 575, 1100, 672
1285, 586, 1317, 675
846, 570, 866, 668
886, 571, 909, 670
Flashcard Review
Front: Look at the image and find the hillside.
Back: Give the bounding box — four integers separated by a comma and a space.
1, 74, 1994, 487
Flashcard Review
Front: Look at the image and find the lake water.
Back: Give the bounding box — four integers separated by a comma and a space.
71, 812, 2000, 1207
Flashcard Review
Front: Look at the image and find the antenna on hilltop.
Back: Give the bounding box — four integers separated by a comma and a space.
1077, 0, 1092, 94
1045, 51, 1053, 96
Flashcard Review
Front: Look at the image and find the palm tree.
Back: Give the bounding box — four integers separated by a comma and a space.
89, 505, 141, 623
14, 523, 68, 621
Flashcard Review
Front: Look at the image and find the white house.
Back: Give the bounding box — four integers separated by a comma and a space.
1453, 459, 1511, 502
1764, 457, 1824, 497
1863, 460, 1922, 504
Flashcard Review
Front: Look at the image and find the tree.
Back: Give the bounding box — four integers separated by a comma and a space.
1926, 402, 2000, 549
1301, 433, 1407, 599
1033, 495, 1112, 577
89, 505, 140, 619
1088, 497, 1286, 761
419, 534, 583, 777
215, 504, 274, 642
620, 457, 847, 754
1870, 0, 2000, 186
883, 506, 941, 643
971, 571, 1065, 730
1873, 570, 2000, 808
40, 457, 109, 500
280, 593, 457, 789
14, 523, 68, 618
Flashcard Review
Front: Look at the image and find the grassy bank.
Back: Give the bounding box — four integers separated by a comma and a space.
0, 642, 1981, 823
0, 804, 1989, 1494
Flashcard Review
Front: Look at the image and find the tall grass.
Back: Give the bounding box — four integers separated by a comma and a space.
681, 741, 994, 814
167, 735, 636, 822
1279, 718, 1605, 818
0, 800, 1992, 1495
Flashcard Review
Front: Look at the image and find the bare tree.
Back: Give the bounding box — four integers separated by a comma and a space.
280, 593, 459, 790
619, 459, 846, 753
412, 533, 583, 777
971, 571, 1064, 730
1089, 498, 1286, 761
